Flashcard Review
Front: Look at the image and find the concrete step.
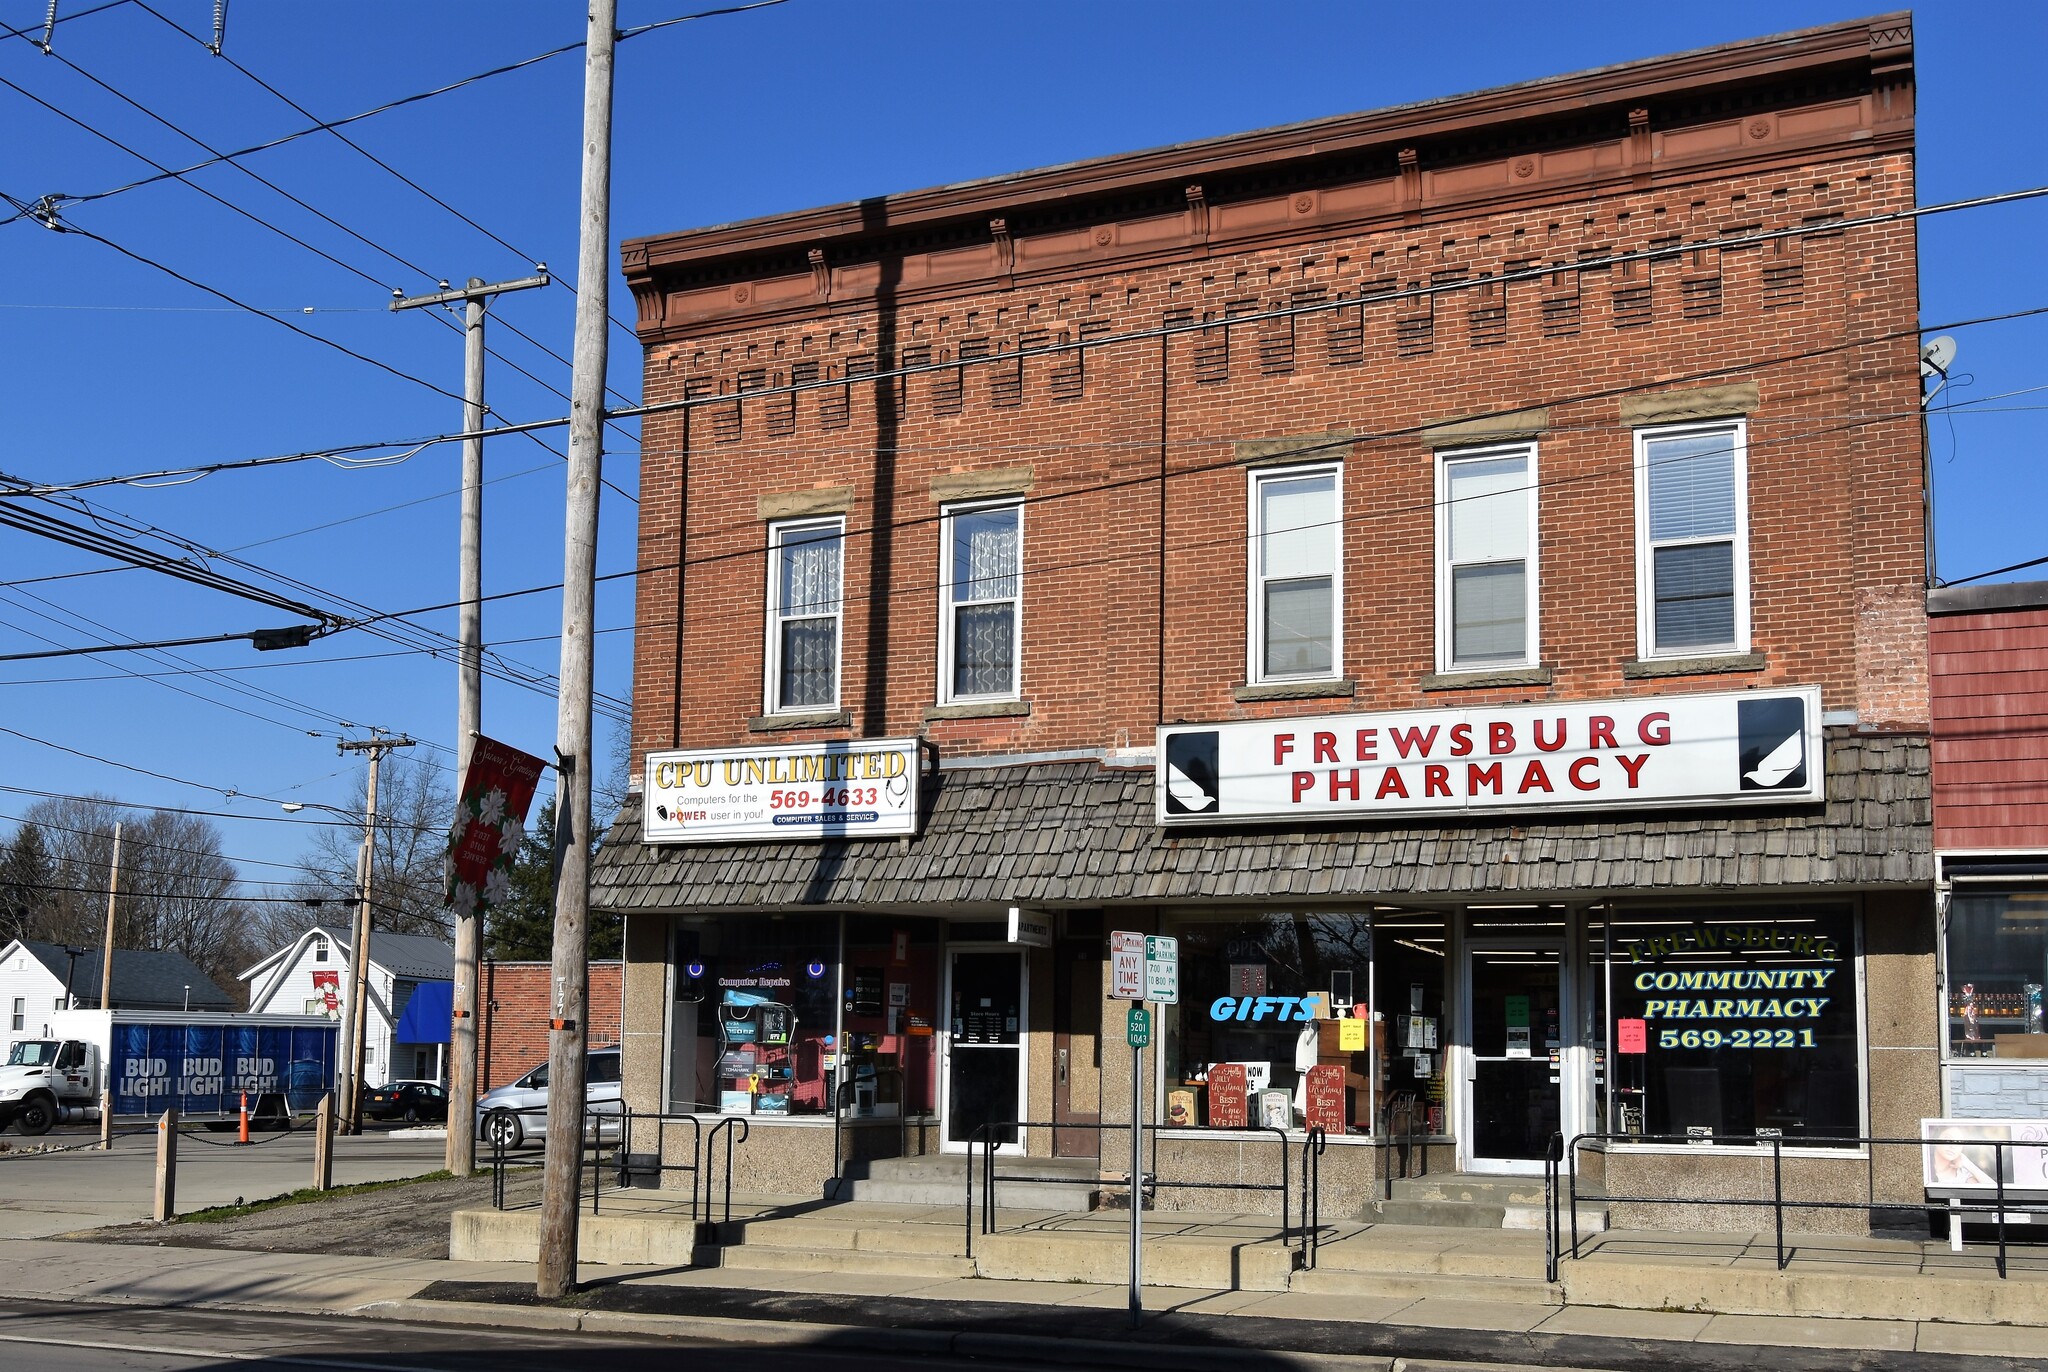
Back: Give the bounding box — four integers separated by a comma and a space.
1362, 1198, 1508, 1228
1311, 1235, 1542, 1282
1389, 1174, 1546, 1206
827, 1154, 1100, 1209
1289, 1267, 1562, 1305
721, 1216, 972, 1257
717, 1245, 976, 1278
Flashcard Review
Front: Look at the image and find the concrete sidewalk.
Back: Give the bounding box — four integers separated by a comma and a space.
8, 1220, 2047, 1370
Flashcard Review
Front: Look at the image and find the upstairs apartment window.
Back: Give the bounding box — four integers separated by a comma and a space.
939, 502, 1022, 701
314, 939, 327, 962
1249, 466, 1341, 682
767, 519, 845, 713
1636, 421, 1749, 657
1436, 445, 1538, 670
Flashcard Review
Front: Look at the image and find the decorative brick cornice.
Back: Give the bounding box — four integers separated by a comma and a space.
622, 15, 1911, 344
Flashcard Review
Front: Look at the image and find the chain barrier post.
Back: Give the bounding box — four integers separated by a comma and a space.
99, 1089, 112, 1151
153, 1107, 178, 1221
313, 1093, 334, 1191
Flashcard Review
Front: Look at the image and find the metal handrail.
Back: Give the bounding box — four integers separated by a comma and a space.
619, 1109, 706, 1221
1555, 1130, 2048, 1279
1378, 1091, 1427, 1199
703, 1115, 751, 1225
963, 1118, 1296, 1260
1299, 1127, 1328, 1270
483, 1103, 619, 1213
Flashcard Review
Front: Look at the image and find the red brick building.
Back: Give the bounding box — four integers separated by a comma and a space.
595, 16, 1937, 1221
1929, 583, 2048, 1120
480, 959, 624, 1092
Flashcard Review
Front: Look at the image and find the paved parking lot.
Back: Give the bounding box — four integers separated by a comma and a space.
0, 1125, 450, 1236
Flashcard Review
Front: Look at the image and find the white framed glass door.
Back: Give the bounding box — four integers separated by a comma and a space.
1462, 936, 1566, 1173
940, 946, 1028, 1155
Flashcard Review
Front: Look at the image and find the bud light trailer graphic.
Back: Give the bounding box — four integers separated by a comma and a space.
110, 1021, 338, 1117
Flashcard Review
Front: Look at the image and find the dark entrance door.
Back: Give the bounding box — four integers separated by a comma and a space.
944, 949, 1024, 1150
1052, 930, 1102, 1158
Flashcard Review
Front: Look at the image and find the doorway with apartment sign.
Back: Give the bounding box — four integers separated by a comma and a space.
1051, 915, 1102, 1157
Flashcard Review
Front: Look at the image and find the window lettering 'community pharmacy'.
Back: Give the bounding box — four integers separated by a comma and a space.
595, 18, 1939, 1238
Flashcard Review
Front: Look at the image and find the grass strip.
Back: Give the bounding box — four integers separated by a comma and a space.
175, 1169, 457, 1223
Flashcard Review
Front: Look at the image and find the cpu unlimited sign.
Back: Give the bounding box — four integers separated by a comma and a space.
1157, 687, 1822, 825
643, 738, 919, 844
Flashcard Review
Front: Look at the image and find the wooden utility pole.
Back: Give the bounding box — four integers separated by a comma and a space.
536, 0, 615, 1301
391, 270, 548, 1179
98, 822, 121, 1010
336, 731, 414, 1133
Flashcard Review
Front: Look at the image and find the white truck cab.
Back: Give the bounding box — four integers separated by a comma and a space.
0, 1037, 99, 1136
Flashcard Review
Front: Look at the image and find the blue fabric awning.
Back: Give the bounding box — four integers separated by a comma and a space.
393, 979, 453, 1044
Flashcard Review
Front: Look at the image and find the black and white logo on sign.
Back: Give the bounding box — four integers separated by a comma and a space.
1163, 730, 1221, 815
1737, 696, 1807, 792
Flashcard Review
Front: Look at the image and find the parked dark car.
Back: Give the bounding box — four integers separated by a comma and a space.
363, 1080, 448, 1123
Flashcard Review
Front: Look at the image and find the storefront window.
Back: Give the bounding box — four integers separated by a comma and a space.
844, 916, 941, 1116
669, 916, 839, 1115
1608, 905, 1860, 1144
1944, 889, 2048, 1059
1374, 910, 1449, 1136
1162, 911, 1382, 1134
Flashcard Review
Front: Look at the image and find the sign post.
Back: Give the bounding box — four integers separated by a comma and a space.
1109, 931, 1150, 1326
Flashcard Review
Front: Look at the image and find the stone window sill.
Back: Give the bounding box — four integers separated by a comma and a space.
746, 710, 852, 732
1232, 678, 1356, 703
1421, 666, 1553, 691
1622, 653, 1765, 679
924, 699, 1031, 721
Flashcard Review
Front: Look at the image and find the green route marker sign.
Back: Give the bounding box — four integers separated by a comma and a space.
1126, 1005, 1152, 1049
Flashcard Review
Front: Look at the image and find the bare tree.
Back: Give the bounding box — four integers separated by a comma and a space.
15, 796, 259, 1001
292, 755, 457, 940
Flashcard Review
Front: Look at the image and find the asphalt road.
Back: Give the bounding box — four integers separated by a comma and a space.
0, 1297, 1094, 1372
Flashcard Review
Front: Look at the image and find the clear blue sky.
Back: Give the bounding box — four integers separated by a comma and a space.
0, 1, 2041, 894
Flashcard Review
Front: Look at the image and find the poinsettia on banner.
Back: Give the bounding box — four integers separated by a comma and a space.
443, 737, 548, 921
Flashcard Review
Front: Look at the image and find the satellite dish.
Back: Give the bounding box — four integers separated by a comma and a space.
1921, 335, 1957, 378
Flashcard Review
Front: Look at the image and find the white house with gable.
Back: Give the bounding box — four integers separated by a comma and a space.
240, 926, 454, 1085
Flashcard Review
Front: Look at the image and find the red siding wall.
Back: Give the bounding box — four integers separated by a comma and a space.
1932, 606, 2048, 850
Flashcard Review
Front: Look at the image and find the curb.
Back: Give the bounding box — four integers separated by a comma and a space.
364, 1298, 1417, 1372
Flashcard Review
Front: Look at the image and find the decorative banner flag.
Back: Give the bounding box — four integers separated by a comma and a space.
311, 969, 341, 1016
443, 736, 548, 921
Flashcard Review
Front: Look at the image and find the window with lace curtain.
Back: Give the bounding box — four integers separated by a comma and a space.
766, 518, 844, 713
1248, 465, 1341, 683
939, 502, 1022, 701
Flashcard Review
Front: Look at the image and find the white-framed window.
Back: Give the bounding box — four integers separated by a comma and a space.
1248, 465, 1342, 682
1635, 420, 1750, 657
313, 939, 327, 963
9, 998, 21, 1031
1435, 443, 1539, 671
938, 501, 1022, 702
765, 517, 846, 713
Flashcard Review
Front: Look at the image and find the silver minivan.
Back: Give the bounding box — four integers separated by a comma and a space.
476, 1045, 622, 1149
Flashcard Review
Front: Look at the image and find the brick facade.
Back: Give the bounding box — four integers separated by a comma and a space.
480, 960, 624, 1091
623, 17, 1924, 770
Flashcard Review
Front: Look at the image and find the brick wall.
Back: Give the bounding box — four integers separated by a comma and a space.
479, 960, 625, 1091
625, 25, 1925, 768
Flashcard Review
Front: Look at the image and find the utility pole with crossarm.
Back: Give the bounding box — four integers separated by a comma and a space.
390, 270, 548, 1177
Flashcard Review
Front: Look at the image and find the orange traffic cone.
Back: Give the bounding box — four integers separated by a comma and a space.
237, 1092, 250, 1145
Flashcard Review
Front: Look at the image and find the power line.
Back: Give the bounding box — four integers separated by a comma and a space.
20, 182, 2048, 502
340, 297, 2048, 634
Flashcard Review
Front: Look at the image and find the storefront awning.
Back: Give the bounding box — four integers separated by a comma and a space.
591, 730, 1929, 912
393, 979, 453, 1044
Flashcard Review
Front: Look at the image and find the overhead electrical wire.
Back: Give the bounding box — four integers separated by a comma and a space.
6, 0, 792, 344
17, 182, 2048, 503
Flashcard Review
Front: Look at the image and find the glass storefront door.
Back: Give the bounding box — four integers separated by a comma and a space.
1464, 938, 1564, 1173
941, 948, 1026, 1153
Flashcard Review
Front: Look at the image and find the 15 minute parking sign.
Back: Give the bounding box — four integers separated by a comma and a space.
1144, 935, 1178, 1004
